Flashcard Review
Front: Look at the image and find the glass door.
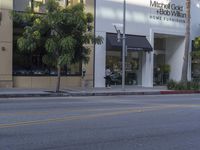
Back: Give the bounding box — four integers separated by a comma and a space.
125, 51, 142, 85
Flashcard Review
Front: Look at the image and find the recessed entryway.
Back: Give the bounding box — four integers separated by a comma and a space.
153, 33, 185, 85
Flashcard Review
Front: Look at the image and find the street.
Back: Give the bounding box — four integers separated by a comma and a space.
0, 95, 200, 150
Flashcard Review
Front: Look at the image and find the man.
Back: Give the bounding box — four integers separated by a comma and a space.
105, 66, 112, 88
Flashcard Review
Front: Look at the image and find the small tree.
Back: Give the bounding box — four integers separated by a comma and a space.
192, 37, 200, 60
191, 37, 200, 79
12, 0, 103, 92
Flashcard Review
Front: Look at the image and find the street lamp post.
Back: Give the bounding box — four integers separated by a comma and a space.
113, 0, 126, 90
122, 0, 126, 90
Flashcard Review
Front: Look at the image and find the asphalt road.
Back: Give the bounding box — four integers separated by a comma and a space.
0, 95, 200, 150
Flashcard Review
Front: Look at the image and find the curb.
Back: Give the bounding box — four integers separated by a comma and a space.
160, 90, 200, 94
1, 90, 200, 98
0, 93, 69, 98
69, 91, 161, 97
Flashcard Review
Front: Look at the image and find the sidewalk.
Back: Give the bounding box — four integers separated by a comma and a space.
0, 86, 200, 98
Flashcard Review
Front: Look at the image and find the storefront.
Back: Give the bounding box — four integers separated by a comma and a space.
106, 33, 152, 86
1, 0, 200, 88
94, 0, 200, 87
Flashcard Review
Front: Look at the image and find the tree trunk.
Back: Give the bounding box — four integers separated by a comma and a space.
56, 64, 61, 93
181, 0, 191, 82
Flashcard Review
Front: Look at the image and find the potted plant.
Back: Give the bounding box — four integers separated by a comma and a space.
160, 64, 170, 84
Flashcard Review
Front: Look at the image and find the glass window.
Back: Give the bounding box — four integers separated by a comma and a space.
14, 0, 31, 11
14, 0, 45, 12
106, 48, 142, 85
13, 24, 81, 76
14, 0, 84, 12
13, 0, 83, 76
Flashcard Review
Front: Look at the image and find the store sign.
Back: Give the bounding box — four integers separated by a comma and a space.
149, 0, 186, 23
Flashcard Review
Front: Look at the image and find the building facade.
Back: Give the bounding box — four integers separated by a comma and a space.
0, 0, 200, 88
0, 0, 13, 88
94, 0, 200, 87
0, 0, 95, 89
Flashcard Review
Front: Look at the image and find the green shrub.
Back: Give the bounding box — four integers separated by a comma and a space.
187, 81, 200, 90
167, 80, 200, 90
175, 82, 187, 90
167, 80, 176, 90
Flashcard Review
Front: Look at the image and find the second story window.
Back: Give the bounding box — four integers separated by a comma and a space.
30, 0, 46, 13
14, 0, 84, 12
65, 0, 84, 6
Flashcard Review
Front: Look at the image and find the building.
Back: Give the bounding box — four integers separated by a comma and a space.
94, 0, 200, 87
0, 0, 200, 89
0, 0, 95, 89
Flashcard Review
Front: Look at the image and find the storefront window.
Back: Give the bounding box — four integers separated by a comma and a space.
13, 0, 83, 76
13, 25, 81, 76
106, 48, 142, 85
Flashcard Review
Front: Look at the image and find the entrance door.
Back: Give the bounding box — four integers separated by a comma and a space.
153, 36, 168, 85
154, 52, 165, 85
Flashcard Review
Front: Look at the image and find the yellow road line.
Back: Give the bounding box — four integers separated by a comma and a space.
0, 104, 199, 129
1, 104, 199, 116
0, 106, 151, 116
0, 108, 153, 129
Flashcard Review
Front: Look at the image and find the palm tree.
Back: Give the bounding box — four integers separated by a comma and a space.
181, 0, 191, 82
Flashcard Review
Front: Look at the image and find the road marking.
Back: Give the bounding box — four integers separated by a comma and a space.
0, 107, 147, 116
0, 104, 200, 129
1, 103, 200, 117
0, 107, 159, 129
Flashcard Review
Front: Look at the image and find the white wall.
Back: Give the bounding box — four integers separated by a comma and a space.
142, 52, 154, 87
95, 0, 186, 35
94, 32, 106, 87
166, 37, 185, 81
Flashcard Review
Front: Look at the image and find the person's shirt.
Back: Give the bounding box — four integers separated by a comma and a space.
105, 68, 111, 76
